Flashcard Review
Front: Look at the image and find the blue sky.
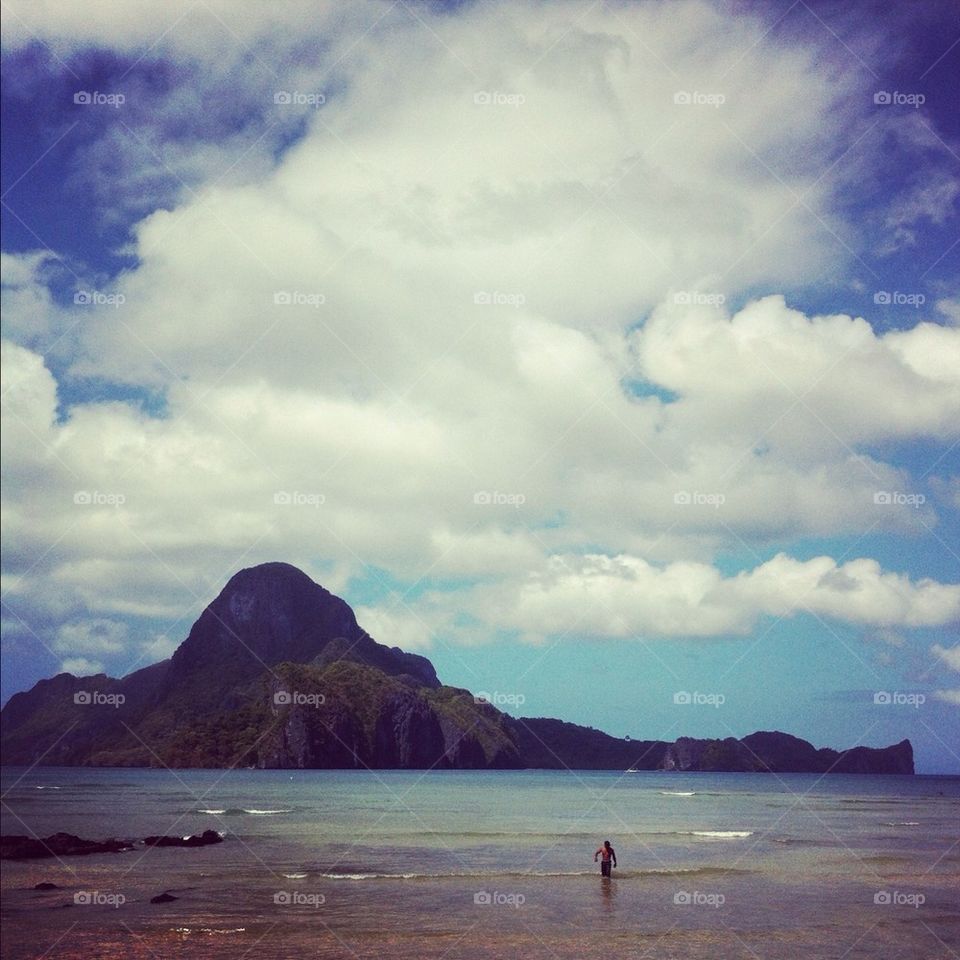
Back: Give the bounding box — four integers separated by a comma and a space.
2, 0, 958, 772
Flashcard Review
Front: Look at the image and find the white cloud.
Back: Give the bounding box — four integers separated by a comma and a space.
450, 552, 960, 641
355, 606, 434, 653
60, 657, 105, 676
54, 618, 129, 655
932, 689, 960, 707
0, 1, 957, 672
932, 643, 960, 672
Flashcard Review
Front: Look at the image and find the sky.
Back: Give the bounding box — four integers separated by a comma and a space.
1, 0, 958, 772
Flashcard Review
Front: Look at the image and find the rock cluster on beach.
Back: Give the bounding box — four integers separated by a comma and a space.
0, 562, 914, 774
1, 830, 223, 860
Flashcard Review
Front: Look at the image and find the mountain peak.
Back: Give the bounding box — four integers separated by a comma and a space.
168, 562, 439, 689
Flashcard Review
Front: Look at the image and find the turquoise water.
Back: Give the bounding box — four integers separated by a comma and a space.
2, 768, 958, 958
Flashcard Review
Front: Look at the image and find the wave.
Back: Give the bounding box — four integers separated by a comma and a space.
33, 786, 62, 790
882, 821, 920, 826
311, 866, 753, 881
660, 791, 696, 796
174, 928, 246, 936
282, 873, 308, 879
839, 798, 911, 805
195, 808, 292, 816
683, 831, 753, 839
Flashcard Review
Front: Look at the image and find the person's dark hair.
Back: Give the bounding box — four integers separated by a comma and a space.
604, 840, 611, 847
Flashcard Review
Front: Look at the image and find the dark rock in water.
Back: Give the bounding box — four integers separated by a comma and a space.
1, 833, 134, 860
142, 829, 223, 848
150, 891, 178, 904
33, 881, 60, 890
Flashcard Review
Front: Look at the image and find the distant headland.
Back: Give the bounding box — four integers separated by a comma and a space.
0, 563, 913, 774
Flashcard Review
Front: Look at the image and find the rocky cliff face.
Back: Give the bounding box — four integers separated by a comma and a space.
0, 563, 915, 774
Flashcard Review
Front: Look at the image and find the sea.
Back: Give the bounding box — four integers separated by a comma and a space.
1, 767, 957, 959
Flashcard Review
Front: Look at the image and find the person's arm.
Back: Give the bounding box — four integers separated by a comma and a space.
611, 847, 617, 867
594, 846, 602, 861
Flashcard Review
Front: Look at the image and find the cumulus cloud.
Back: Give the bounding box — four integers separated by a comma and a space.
0, 0, 958, 679
446, 552, 960, 642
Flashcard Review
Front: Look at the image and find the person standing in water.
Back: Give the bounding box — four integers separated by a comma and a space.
594, 840, 617, 877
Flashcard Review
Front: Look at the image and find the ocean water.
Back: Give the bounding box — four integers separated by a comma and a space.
1, 767, 957, 959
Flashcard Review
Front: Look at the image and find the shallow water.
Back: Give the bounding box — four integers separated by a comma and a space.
2, 768, 958, 958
